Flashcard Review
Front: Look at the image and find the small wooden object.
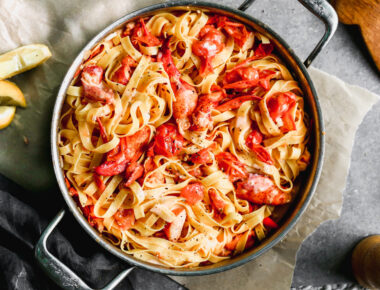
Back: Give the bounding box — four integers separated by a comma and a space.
332, 0, 380, 71
351, 235, 380, 288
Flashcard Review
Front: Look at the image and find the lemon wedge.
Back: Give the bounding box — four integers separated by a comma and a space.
0, 44, 52, 79
0, 106, 16, 130
0, 80, 26, 107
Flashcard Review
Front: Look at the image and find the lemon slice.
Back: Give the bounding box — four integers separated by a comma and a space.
0, 44, 52, 79
0, 80, 26, 107
0, 106, 16, 130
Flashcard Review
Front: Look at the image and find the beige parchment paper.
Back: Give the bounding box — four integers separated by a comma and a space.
172, 68, 379, 289
0, 0, 379, 288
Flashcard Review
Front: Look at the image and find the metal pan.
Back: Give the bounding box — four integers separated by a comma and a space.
36, 0, 337, 288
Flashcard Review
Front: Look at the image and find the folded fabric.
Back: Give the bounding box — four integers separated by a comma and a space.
0, 174, 185, 290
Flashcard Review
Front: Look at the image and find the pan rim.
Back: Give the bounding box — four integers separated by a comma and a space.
50, 0, 325, 276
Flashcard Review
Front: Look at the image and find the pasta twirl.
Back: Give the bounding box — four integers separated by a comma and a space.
59, 10, 310, 268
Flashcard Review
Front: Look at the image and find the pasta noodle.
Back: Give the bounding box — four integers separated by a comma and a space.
58, 10, 311, 268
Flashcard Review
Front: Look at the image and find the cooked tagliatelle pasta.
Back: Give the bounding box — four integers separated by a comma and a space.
58, 10, 311, 268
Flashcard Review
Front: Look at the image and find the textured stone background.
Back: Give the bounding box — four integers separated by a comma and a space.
213, 0, 380, 288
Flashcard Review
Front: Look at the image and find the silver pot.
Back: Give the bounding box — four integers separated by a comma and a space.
35, 0, 337, 288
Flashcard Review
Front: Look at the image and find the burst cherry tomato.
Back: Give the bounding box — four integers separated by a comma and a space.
180, 183, 204, 205
246, 129, 263, 148
267, 92, 297, 132
255, 43, 274, 57
114, 209, 135, 230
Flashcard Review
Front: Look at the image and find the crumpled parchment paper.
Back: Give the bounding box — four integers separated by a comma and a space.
0, 0, 378, 288
171, 68, 379, 289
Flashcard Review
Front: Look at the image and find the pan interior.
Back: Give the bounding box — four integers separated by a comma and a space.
51, 1, 324, 276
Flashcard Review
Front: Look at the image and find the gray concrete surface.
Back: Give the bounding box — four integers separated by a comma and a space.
213, 0, 380, 288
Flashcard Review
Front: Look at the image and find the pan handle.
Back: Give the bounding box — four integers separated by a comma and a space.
34, 209, 135, 290
238, 0, 338, 67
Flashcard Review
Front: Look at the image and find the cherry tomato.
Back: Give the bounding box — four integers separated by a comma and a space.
191, 147, 214, 165
153, 124, 185, 157
180, 183, 204, 205
255, 43, 274, 57
216, 152, 247, 182
263, 217, 279, 229
267, 92, 297, 132
246, 129, 263, 148
114, 209, 135, 230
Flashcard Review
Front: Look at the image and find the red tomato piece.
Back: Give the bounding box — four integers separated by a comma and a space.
267, 92, 297, 132
263, 217, 279, 229
190, 146, 214, 165
255, 43, 274, 57
246, 129, 263, 148
153, 124, 185, 158
180, 183, 204, 205
216, 152, 247, 182
114, 209, 135, 230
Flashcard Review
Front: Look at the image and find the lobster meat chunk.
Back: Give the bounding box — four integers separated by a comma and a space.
111, 56, 137, 85
192, 25, 225, 76
192, 90, 224, 130
158, 37, 198, 130
95, 126, 150, 176
131, 18, 161, 47
81, 65, 114, 104
237, 174, 291, 205
164, 208, 187, 242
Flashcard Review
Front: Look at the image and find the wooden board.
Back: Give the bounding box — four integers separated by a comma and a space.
332, 0, 380, 71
